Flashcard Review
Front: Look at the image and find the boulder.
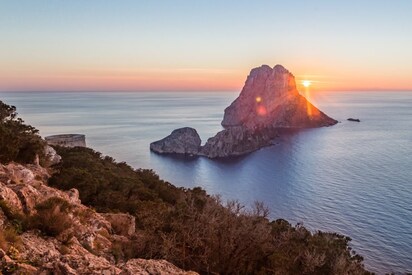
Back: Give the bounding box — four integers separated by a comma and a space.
150, 127, 201, 155
101, 213, 136, 236
8, 184, 42, 214
44, 145, 62, 165
66, 188, 81, 204
0, 182, 23, 212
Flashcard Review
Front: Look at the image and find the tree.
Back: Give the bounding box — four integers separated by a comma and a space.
0, 100, 45, 163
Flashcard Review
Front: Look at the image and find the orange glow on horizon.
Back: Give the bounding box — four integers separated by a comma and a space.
0, 68, 243, 91
1, 64, 412, 92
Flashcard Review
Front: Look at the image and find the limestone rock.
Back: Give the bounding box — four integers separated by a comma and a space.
8, 184, 42, 214
45, 145, 62, 165
45, 134, 86, 148
0, 182, 23, 212
119, 259, 199, 275
150, 127, 201, 155
0, 163, 197, 274
0, 163, 35, 184
222, 64, 337, 129
101, 213, 136, 237
66, 188, 81, 204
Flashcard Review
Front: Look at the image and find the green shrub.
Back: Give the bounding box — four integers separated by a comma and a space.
48, 146, 181, 213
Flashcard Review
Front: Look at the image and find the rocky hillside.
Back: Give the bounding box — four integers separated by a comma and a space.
0, 162, 197, 274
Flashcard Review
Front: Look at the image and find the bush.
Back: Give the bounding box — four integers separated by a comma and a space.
29, 197, 72, 237
0, 100, 45, 164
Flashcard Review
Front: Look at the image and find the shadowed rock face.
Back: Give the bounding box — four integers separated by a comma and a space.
200, 126, 278, 158
222, 64, 337, 129
150, 64, 337, 158
150, 127, 201, 155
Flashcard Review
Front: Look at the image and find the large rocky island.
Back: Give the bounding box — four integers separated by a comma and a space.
151, 64, 337, 158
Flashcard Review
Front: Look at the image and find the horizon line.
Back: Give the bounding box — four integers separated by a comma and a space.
1, 89, 412, 93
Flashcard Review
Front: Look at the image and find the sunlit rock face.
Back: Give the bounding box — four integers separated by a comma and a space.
222, 64, 337, 129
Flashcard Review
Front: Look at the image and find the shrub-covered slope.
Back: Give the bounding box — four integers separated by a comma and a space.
49, 146, 371, 275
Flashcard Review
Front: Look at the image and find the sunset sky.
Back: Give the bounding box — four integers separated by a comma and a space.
1, 0, 411, 92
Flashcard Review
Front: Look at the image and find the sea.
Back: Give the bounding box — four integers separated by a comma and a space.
0, 90, 411, 274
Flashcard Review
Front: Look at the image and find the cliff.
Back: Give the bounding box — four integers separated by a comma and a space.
151, 64, 337, 158
45, 134, 86, 148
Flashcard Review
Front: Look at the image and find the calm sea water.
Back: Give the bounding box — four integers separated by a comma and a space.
1, 91, 411, 273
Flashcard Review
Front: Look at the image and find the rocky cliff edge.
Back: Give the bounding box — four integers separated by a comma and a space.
0, 162, 198, 275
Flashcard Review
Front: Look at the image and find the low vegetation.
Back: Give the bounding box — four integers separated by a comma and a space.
30, 197, 73, 237
49, 146, 371, 274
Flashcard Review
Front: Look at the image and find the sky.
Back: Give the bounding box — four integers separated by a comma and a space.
0, 0, 411, 92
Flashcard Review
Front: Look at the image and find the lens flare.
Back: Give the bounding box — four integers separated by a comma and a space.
257, 106, 267, 116
302, 80, 311, 87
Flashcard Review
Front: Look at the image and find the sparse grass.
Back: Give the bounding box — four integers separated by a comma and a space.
0, 227, 22, 253
29, 197, 72, 237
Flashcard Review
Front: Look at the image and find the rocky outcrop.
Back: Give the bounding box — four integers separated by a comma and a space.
119, 259, 199, 275
101, 213, 136, 237
222, 65, 337, 129
45, 134, 86, 148
150, 127, 201, 155
44, 145, 62, 165
150, 64, 337, 158
0, 163, 198, 275
200, 126, 278, 158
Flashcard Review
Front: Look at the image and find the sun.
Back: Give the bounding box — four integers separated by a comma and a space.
302, 80, 311, 87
